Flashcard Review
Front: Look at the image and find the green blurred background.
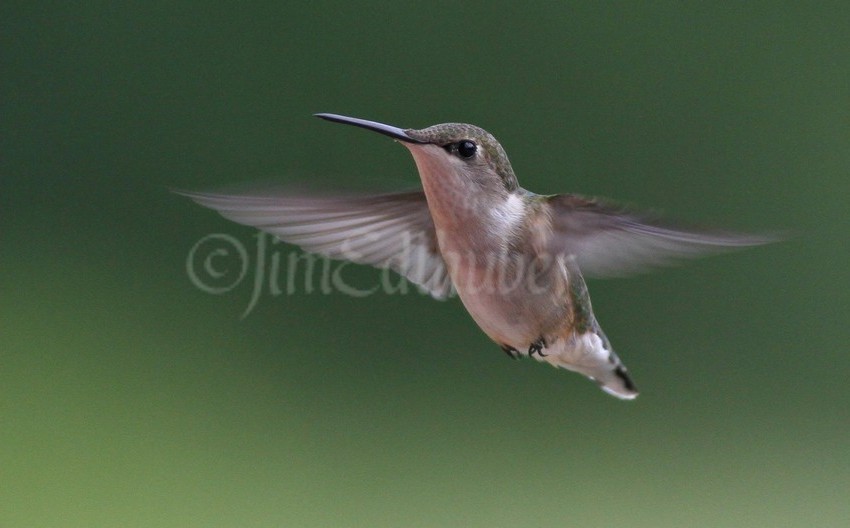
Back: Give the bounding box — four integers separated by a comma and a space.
3, 2, 849, 527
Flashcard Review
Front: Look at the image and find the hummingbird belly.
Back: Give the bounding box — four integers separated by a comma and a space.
449, 258, 571, 349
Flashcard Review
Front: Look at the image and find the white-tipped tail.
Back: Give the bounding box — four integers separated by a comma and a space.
540, 332, 638, 400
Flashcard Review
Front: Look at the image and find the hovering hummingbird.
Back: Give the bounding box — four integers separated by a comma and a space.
181, 113, 775, 400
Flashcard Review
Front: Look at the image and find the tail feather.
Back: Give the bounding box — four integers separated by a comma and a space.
539, 331, 639, 400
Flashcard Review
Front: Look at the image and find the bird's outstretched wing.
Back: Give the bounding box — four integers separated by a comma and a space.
179, 190, 453, 298
545, 194, 779, 278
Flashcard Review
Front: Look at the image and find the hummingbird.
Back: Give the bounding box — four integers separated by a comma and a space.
180, 113, 775, 400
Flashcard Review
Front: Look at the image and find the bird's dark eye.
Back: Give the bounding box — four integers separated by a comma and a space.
456, 140, 477, 159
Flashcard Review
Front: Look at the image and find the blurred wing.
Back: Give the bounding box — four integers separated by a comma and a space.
545, 194, 778, 278
179, 190, 453, 299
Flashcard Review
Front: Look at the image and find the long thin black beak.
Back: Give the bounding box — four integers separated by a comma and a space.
314, 113, 427, 144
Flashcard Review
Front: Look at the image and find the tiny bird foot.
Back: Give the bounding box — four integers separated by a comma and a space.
501, 344, 520, 359
528, 337, 547, 357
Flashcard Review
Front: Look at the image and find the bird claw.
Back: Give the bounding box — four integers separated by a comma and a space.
501, 345, 520, 359
528, 337, 547, 357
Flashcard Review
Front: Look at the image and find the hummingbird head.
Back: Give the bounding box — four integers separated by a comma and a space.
315, 114, 519, 195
